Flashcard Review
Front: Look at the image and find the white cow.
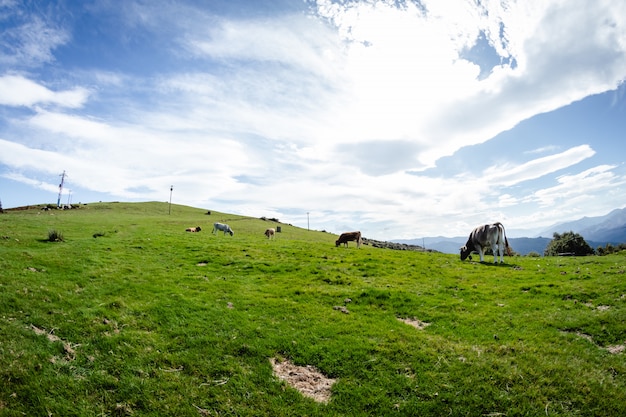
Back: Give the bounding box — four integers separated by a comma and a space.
264, 228, 275, 239
460, 222, 511, 263
212, 222, 234, 236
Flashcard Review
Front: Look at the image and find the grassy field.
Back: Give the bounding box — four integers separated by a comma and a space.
1, 201, 624, 416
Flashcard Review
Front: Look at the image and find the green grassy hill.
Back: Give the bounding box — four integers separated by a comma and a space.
1, 202, 625, 416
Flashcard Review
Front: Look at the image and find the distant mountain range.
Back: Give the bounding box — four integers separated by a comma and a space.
394, 207, 626, 255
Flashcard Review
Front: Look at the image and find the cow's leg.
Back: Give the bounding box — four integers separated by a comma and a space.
492, 243, 499, 263
498, 243, 504, 263
478, 247, 485, 262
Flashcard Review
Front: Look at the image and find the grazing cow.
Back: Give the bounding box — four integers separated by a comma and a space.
185, 226, 201, 232
264, 228, 275, 239
460, 222, 511, 263
212, 222, 234, 236
335, 231, 362, 248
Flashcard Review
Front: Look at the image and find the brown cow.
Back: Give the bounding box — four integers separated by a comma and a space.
264, 228, 275, 239
185, 226, 202, 232
335, 231, 362, 248
460, 222, 511, 263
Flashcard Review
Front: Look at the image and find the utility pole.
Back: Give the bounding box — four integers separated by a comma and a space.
168, 185, 173, 215
57, 171, 66, 208
307, 212, 310, 230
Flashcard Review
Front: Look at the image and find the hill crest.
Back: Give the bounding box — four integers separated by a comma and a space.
395, 207, 626, 254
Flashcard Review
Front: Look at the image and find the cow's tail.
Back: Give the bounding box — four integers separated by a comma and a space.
497, 222, 513, 256
505, 236, 512, 255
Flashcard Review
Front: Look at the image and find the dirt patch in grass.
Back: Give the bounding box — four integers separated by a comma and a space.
270, 358, 335, 403
606, 344, 626, 354
573, 331, 594, 343
31, 324, 61, 343
398, 317, 430, 330
31, 325, 77, 360
562, 330, 625, 354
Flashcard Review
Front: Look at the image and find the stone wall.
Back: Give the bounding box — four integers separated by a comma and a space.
362, 237, 437, 252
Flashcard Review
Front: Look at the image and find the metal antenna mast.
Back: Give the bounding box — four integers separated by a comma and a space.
57, 171, 67, 208
169, 185, 173, 215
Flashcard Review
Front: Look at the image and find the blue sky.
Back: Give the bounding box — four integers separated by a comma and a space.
1, 0, 625, 239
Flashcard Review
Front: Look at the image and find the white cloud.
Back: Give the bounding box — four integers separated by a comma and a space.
0, 12, 69, 67
530, 165, 626, 208
184, 14, 342, 77
525, 146, 560, 155
2, 171, 59, 194
483, 145, 596, 187
0, 75, 89, 108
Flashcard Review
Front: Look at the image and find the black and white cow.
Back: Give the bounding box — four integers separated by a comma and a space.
212, 222, 234, 236
460, 222, 511, 263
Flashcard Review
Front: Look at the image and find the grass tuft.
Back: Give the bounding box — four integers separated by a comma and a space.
47, 229, 64, 242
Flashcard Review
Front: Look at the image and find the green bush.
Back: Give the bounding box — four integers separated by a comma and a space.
47, 229, 64, 242
597, 242, 626, 255
544, 231, 594, 256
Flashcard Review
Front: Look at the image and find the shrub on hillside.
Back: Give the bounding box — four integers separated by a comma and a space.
597, 243, 626, 255
47, 230, 64, 242
544, 231, 594, 256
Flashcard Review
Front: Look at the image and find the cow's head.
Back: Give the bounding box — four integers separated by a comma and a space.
335, 240, 340, 247
460, 245, 473, 261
